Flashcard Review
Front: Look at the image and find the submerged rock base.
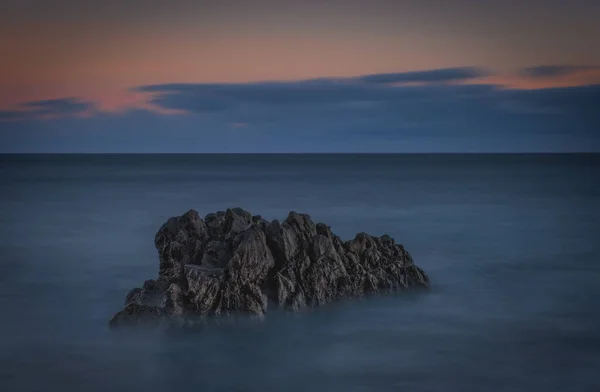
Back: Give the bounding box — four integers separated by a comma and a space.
109, 208, 429, 328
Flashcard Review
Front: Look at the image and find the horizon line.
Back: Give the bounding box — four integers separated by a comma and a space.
2, 152, 599, 156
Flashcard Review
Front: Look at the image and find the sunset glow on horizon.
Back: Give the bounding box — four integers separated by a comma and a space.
3, 0, 600, 111
1, 0, 599, 152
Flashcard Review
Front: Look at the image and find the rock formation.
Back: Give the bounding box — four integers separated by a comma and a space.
109, 208, 429, 328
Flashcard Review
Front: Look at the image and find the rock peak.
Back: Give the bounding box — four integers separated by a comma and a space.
109, 208, 429, 328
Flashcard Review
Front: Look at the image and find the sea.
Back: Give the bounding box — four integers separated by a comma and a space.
1, 153, 599, 392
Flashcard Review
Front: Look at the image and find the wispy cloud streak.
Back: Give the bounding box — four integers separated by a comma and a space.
519, 65, 600, 79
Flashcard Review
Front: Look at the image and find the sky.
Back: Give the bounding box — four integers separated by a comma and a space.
1, 0, 599, 153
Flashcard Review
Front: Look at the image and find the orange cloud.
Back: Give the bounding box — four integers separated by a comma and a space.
464, 67, 600, 90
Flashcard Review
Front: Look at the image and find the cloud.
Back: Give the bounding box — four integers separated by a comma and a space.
129, 69, 598, 137
2, 67, 599, 153
128, 72, 599, 151
519, 65, 600, 79
133, 73, 496, 115
21, 98, 94, 116
504, 83, 600, 109
358, 67, 490, 84
0, 110, 22, 121
132, 68, 493, 113
135, 81, 383, 113
3, 82, 598, 153
0, 98, 95, 122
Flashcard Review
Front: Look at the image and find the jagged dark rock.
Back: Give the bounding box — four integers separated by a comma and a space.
109, 208, 430, 327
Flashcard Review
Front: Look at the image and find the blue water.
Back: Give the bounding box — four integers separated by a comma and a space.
1, 154, 599, 392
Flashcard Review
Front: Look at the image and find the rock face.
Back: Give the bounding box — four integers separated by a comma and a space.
109, 208, 429, 327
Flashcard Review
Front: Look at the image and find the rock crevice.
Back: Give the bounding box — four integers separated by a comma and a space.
109, 208, 429, 327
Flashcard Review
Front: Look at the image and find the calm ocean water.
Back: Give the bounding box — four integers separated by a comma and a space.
1, 154, 599, 392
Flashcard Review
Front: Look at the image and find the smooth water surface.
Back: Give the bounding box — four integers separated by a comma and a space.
1, 154, 599, 392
